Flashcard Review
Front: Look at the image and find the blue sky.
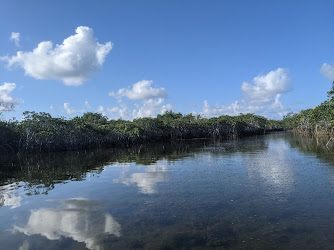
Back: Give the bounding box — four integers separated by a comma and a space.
0, 0, 334, 120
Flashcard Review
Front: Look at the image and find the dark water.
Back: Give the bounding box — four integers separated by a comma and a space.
1, 132, 334, 249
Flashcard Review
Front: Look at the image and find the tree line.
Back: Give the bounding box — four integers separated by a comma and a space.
281, 81, 334, 135
0, 111, 282, 154
4, 80, 334, 154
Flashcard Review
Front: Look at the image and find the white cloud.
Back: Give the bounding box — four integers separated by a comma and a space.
133, 98, 174, 118
100, 99, 174, 120
0, 82, 19, 111
320, 63, 334, 81
241, 68, 291, 104
109, 80, 167, 100
10, 32, 20, 47
202, 68, 292, 118
64, 103, 84, 115
97, 105, 104, 113
160, 103, 174, 114
98, 104, 131, 120
202, 100, 239, 117
105, 80, 173, 120
2, 26, 112, 86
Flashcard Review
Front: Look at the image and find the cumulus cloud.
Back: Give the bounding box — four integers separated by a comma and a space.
108, 101, 174, 120
0, 82, 19, 111
241, 68, 291, 104
105, 80, 173, 120
133, 98, 174, 118
320, 63, 334, 81
64, 103, 84, 115
101, 99, 174, 120
2, 26, 112, 86
202, 68, 292, 118
202, 100, 239, 117
109, 80, 167, 100
98, 104, 132, 120
10, 32, 20, 47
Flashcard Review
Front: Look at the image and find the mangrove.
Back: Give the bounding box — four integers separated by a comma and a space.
0, 111, 282, 154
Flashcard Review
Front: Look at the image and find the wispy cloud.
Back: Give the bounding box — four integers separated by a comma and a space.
84, 101, 91, 109
10, 32, 20, 47
64, 103, 84, 115
320, 63, 334, 81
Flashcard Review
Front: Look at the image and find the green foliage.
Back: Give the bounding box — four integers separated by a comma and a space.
3, 81, 334, 154
282, 81, 334, 133
0, 111, 282, 154
327, 81, 334, 99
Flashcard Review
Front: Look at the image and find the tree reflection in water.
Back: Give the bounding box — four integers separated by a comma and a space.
3, 134, 334, 249
0, 140, 209, 196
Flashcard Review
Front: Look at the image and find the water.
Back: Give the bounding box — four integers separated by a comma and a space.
1, 132, 334, 249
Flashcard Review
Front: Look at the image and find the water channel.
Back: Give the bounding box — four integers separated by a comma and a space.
1, 132, 334, 249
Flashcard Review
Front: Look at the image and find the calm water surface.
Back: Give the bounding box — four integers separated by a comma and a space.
1, 132, 334, 249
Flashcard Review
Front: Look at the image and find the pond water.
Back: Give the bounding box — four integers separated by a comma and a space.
1, 132, 334, 249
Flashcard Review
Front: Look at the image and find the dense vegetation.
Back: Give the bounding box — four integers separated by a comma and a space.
3, 81, 334, 154
0, 111, 282, 154
282, 81, 334, 135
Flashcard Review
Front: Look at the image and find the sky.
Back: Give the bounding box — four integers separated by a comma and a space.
0, 0, 334, 120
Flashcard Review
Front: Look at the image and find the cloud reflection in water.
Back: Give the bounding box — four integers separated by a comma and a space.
113, 164, 169, 194
0, 183, 22, 209
13, 198, 121, 250
245, 138, 294, 193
